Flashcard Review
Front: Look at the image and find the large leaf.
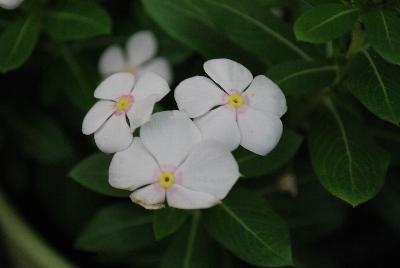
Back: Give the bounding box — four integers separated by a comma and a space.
69, 153, 129, 198
294, 4, 358, 43
235, 128, 303, 177
153, 207, 189, 240
346, 50, 400, 125
0, 16, 39, 72
161, 213, 221, 268
267, 60, 337, 96
189, 0, 314, 64
44, 0, 111, 41
308, 98, 390, 206
205, 187, 292, 267
75, 203, 154, 253
364, 9, 400, 65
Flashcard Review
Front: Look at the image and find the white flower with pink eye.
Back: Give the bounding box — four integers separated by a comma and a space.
98, 31, 172, 84
82, 72, 170, 153
175, 58, 287, 156
0, 0, 23, 9
108, 111, 240, 210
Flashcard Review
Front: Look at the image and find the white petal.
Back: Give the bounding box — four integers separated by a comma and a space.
167, 184, 219, 209
140, 111, 201, 167
98, 45, 126, 78
238, 107, 283, 156
130, 184, 166, 210
203, 58, 253, 92
194, 106, 240, 151
126, 31, 157, 67
0, 0, 23, 9
131, 72, 170, 101
94, 114, 133, 153
242, 75, 287, 117
177, 140, 239, 199
140, 57, 172, 84
94, 72, 135, 101
175, 76, 226, 118
127, 95, 158, 131
82, 100, 115, 135
109, 137, 159, 190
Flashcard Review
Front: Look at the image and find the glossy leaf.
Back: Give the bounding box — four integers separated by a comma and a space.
308, 99, 390, 206
235, 128, 303, 177
45, 0, 112, 41
268, 60, 337, 96
153, 207, 189, 240
69, 153, 129, 198
205, 187, 292, 267
75, 203, 154, 253
189, 0, 314, 64
294, 4, 358, 43
364, 9, 400, 65
0, 16, 39, 72
161, 212, 221, 268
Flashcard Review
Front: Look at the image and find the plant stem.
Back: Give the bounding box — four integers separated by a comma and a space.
346, 20, 365, 59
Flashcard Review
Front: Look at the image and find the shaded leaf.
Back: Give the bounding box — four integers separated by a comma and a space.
153, 207, 189, 240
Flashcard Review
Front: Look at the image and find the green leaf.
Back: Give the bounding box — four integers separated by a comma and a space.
235, 128, 303, 177
75, 203, 154, 253
308, 98, 390, 206
69, 153, 129, 198
364, 9, 400, 65
0, 16, 39, 72
189, 0, 314, 64
346, 50, 400, 125
153, 207, 189, 240
303, 0, 341, 5
205, 187, 292, 267
142, 0, 257, 63
161, 212, 221, 268
267, 60, 337, 96
44, 0, 111, 41
294, 4, 358, 43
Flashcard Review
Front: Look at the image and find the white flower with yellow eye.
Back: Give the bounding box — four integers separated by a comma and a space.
82, 72, 170, 153
0, 0, 23, 9
175, 58, 287, 156
98, 31, 172, 84
108, 111, 240, 210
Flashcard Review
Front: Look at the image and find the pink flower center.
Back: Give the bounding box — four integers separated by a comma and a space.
114, 95, 134, 115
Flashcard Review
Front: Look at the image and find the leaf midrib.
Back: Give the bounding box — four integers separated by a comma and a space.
48, 11, 104, 30
6, 16, 34, 64
200, 0, 313, 61
183, 211, 201, 268
379, 10, 394, 52
307, 8, 358, 33
276, 65, 336, 84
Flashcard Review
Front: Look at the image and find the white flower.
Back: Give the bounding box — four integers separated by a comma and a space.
82, 72, 170, 153
98, 31, 172, 84
0, 0, 23, 9
175, 58, 287, 156
108, 111, 240, 210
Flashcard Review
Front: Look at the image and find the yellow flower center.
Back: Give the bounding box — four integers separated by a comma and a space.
122, 66, 138, 74
115, 96, 133, 113
227, 93, 245, 108
158, 171, 175, 189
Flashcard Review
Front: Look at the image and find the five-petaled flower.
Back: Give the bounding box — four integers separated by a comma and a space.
82, 72, 170, 153
98, 31, 172, 84
108, 111, 240, 210
0, 0, 23, 9
175, 58, 287, 156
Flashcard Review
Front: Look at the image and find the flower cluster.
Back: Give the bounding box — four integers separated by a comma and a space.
82, 32, 287, 210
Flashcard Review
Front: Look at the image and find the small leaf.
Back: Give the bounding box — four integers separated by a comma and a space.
364, 9, 400, 65
205, 187, 292, 267
308, 98, 390, 206
235, 128, 303, 177
346, 50, 400, 125
0, 16, 39, 72
161, 212, 221, 268
153, 207, 189, 240
294, 4, 358, 43
75, 203, 154, 253
303, 0, 341, 5
44, 0, 111, 41
267, 60, 337, 96
69, 153, 129, 198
